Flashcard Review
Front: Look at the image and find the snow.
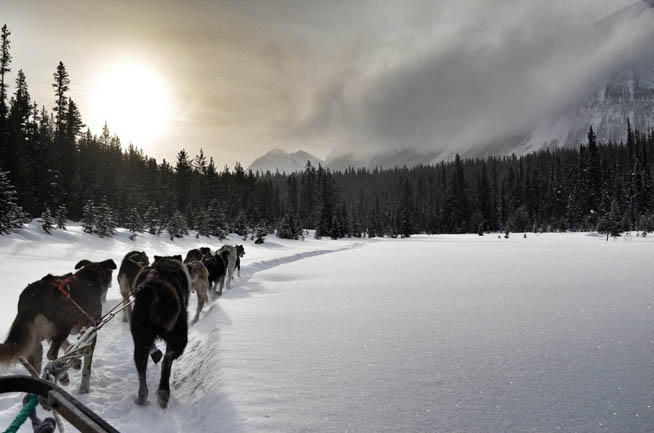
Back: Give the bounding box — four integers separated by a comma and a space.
1, 226, 654, 432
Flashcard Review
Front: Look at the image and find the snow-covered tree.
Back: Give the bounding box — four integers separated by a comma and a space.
81, 200, 96, 234
598, 199, 623, 241
638, 213, 654, 234
40, 207, 54, 234
55, 204, 67, 229
0, 169, 28, 234
126, 207, 144, 241
167, 210, 188, 240
143, 204, 161, 235
232, 211, 248, 237
94, 199, 116, 238
254, 225, 267, 244
277, 213, 302, 240
195, 208, 211, 238
207, 199, 227, 239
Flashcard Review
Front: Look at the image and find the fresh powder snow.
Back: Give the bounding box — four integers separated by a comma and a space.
0, 224, 653, 432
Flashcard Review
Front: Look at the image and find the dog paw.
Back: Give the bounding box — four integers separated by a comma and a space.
157, 389, 170, 409
134, 397, 150, 406
150, 349, 163, 364
58, 373, 70, 386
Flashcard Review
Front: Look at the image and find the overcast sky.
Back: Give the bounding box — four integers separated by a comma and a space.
1, 0, 651, 167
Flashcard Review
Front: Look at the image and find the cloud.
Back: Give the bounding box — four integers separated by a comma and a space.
286, 0, 654, 159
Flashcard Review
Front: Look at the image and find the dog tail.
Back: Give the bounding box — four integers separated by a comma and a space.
0, 311, 34, 364
139, 280, 181, 332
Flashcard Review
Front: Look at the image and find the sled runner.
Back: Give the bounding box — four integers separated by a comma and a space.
0, 375, 120, 433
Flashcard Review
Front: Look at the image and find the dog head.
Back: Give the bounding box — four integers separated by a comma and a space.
127, 251, 149, 267
154, 255, 183, 264
236, 245, 245, 258
74, 259, 117, 303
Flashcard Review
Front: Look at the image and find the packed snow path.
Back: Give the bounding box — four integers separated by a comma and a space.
1, 226, 654, 432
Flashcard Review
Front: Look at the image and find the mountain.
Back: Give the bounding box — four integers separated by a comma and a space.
506, 0, 654, 154
515, 66, 654, 154
325, 149, 443, 171
247, 149, 324, 173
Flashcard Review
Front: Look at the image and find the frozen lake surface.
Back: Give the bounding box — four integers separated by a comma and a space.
1, 226, 654, 432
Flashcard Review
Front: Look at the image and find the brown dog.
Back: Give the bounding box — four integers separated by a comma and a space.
0, 259, 116, 394
186, 260, 210, 324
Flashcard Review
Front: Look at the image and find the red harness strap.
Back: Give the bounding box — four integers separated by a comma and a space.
52, 275, 77, 297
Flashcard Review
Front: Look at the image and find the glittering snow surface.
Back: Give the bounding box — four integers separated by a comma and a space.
1, 224, 653, 432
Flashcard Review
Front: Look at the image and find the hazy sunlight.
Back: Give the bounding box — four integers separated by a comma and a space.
90, 60, 171, 149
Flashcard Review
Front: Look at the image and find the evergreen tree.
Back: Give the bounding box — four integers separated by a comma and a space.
508, 205, 530, 232
143, 204, 161, 235
254, 225, 267, 244
167, 210, 188, 240
81, 200, 96, 233
277, 213, 302, 240
126, 207, 144, 241
95, 198, 116, 238
175, 149, 192, 213
194, 208, 211, 238
52, 61, 69, 136
638, 213, 654, 234
40, 207, 54, 234
232, 211, 248, 237
597, 199, 623, 241
0, 24, 11, 144
55, 204, 67, 229
207, 199, 227, 239
0, 169, 27, 234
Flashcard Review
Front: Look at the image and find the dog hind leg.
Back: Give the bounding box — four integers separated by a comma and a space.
133, 329, 155, 406
192, 290, 204, 324
157, 322, 187, 409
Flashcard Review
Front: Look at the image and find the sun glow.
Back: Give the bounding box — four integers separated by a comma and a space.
90, 61, 171, 149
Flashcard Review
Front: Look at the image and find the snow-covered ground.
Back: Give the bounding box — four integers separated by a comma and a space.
1, 225, 654, 432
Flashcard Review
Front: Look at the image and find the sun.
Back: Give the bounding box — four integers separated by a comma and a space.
91, 61, 171, 149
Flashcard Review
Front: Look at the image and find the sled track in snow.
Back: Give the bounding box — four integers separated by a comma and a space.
238, 242, 366, 282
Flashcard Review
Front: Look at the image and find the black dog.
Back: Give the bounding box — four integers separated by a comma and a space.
131, 255, 189, 409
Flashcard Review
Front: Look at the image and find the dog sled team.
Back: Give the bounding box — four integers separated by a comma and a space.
0, 244, 245, 409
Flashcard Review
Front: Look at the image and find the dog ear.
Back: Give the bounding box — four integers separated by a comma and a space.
101, 259, 117, 270
174, 255, 183, 262
75, 260, 92, 270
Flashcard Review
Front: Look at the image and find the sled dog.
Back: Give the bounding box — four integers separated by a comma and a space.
131, 255, 190, 408
0, 259, 117, 394
185, 260, 209, 324
217, 245, 245, 289
117, 251, 150, 322
185, 248, 227, 296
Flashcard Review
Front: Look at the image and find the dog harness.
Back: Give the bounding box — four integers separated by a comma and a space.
51, 275, 77, 297
51, 275, 97, 326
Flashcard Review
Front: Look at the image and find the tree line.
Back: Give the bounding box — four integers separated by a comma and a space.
0, 24, 652, 240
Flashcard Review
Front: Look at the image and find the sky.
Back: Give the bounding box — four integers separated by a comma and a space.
1, 0, 652, 168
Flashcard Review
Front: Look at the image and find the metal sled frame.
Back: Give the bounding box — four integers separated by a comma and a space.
0, 375, 120, 433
